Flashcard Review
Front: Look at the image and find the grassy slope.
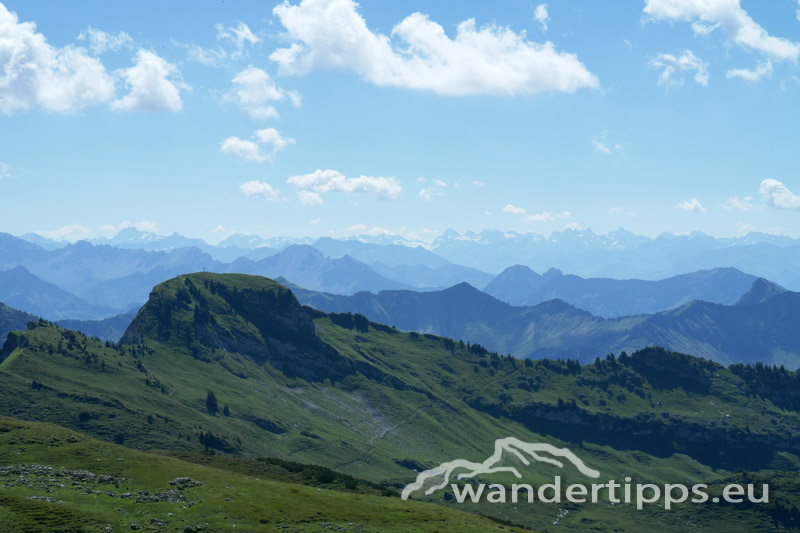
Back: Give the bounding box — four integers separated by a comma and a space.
0, 417, 524, 532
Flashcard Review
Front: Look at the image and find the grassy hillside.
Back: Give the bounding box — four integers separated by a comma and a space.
0, 417, 523, 532
2, 273, 800, 530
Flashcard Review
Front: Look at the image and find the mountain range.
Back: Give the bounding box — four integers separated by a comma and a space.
293, 277, 800, 368
2, 272, 800, 530
5, 227, 794, 325
484, 265, 758, 317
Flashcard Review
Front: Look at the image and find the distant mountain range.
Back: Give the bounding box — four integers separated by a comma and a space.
6, 226, 800, 323
431, 228, 800, 289
484, 265, 758, 317
293, 277, 800, 368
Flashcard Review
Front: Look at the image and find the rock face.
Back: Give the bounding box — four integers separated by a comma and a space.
121, 273, 352, 381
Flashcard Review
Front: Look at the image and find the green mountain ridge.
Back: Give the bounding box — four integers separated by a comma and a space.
2, 272, 800, 530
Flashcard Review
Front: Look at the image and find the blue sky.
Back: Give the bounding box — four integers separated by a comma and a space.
2, 0, 800, 243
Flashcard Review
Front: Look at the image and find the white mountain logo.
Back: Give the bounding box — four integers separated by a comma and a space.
401, 437, 600, 500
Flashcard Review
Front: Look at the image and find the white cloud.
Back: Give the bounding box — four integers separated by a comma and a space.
270, 0, 598, 96
216, 22, 260, 59
220, 128, 295, 163
563, 222, 581, 230
592, 131, 624, 154
0, 162, 12, 179
37, 224, 91, 242
97, 220, 159, 233
210, 224, 236, 237
220, 137, 266, 162
726, 60, 773, 82
77, 27, 133, 54
524, 210, 570, 222
533, 4, 549, 31
608, 206, 624, 215
287, 168, 401, 205
239, 180, 281, 201
184, 22, 260, 66
592, 139, 611, 154
346, 224, 395, 237
112, 50, 185, 112
736, 222, 756, 234
644, 0, 800, 61
418, 178, 447, 201
721, 195, 756, 211
759, 179, 800, 209
297, 190, 324, 205
649, 50, 709, 87
502, 204, 526, 215
472, 180, 485, 187
675, 197, 706, 212
229, 66, 300, 120
0, 4, 116, 114
253, 128, 295, 153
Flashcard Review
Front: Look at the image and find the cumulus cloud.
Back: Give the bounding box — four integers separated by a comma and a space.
287, 169, 401, 205
721, 195, 756, 211
240, 180, 281, 201
649, 50, 709, 87
77, 27, 133, 54
37, 224, 91, 241
726, 60, 773, 83
112, 50, 186, 112
418, 178, 447, 201
644, 0, 800, 61
675, 197, 706, 212
297, 190, 324, 205
759, 179, 800, 209
533, 4, 549, 31
472, 180, 485, 187
0, 4, 116, 114
220, 128, 295, 163
229, 66, 300, 120
502, 204, 526, 215
270, 0, 598, 96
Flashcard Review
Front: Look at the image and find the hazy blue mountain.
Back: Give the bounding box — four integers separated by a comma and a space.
57, 309, 137, 342
90, 228, 254, 262
229, 245, 413, 294
484, 266, 758, 317
0, 265, 120, 320
217, 232, 272, 249
311, 236, 450, 268
293, 278, 800, 368
431, 228, 800, 289
0, 302, 37, 345
370, 261, 494, 290
18, 233, 66, 250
